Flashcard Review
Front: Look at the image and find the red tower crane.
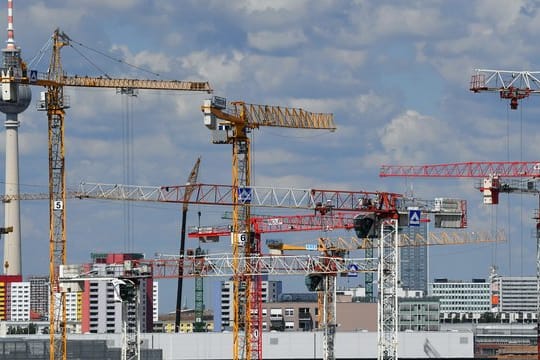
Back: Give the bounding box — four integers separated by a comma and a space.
380, 161, 540, 205
380, 160, 540, 360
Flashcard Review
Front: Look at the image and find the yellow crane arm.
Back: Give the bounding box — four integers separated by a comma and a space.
203, 98, 335, 130
238, 102, 336, 130
19, 74, 212, 92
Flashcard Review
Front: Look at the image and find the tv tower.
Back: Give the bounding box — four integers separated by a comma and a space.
0, 0, 31, 275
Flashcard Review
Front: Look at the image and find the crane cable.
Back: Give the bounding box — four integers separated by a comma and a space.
121, 90, 136, 251
27, 31, 160, 78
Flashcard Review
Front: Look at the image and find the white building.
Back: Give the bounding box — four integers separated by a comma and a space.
219, 280, 282, 329
65, 292, 81, 322
490, 275, 538, 313
428, 278, 490, 314
10, 282, 30, 321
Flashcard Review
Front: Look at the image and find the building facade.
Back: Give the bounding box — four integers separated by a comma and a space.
399, 220, 428, 294
398, 296, 440, 331
0, 275, 22, 320
428, 278, 490, 314
218, 279, 282, 330
9, 281, 29, 321
490, 275, 537, 313
153, 282, 159, 323
28, 276, 48, 320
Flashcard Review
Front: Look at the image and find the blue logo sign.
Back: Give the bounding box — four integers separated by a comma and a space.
347, 263, 359, 277
238, 187, 252, 203
409, 209, 421, 227
29, 70, 38, 83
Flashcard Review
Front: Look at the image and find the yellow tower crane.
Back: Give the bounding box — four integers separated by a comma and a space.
201, 97, 335, 360
4, 28, 212, 360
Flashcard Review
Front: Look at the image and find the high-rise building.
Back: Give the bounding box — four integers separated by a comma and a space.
81, 253, 154, 334
399, 221, 428, 293
29, 275, 48, 320
9, 281, 29, 321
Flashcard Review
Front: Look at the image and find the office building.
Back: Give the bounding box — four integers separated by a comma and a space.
490, 274, 538, 313
429, 278, 490, 315
399, 221, 428, 294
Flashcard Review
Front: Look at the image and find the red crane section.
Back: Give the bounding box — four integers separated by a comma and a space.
188, 212, 358, 240
380, 161, 540, 178
379, 161, 540, 205
186, 190, 403, 240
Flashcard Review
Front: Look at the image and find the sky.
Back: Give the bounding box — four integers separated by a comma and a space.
1, 0, 540, 313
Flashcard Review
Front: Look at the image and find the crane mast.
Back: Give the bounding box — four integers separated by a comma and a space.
43, 29, 69, 360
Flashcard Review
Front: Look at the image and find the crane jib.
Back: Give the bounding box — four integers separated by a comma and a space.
19, 71, 213, 93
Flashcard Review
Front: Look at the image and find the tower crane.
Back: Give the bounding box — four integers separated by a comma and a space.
469, 69, 540, 109
201, 96, 336, 360
380, 160, 540, 360
175, 157, 201, 333
470, 68, 540, 359
2, 26, 212, 360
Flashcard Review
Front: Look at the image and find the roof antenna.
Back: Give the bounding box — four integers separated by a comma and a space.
6, 0, 16, 50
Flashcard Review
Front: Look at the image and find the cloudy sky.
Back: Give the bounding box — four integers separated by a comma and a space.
2, 0, 540, 312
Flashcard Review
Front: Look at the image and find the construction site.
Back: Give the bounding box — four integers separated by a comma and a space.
1, 1, 540, 360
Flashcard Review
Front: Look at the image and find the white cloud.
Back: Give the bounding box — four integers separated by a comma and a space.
181, 51, 245, 89
229, 0, 312, 13
247, 29, 307, 52
111, 45, 172, 74
377, 110, 454, 164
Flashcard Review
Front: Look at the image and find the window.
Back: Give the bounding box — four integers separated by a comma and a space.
284, 308, 294, 317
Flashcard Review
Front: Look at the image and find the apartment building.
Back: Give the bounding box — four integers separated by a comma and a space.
261, 299, 378, 332
28, 276, 48, 320
217, 279, 282, 330
9, 281, 30, 321
0, 275, 22, 320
